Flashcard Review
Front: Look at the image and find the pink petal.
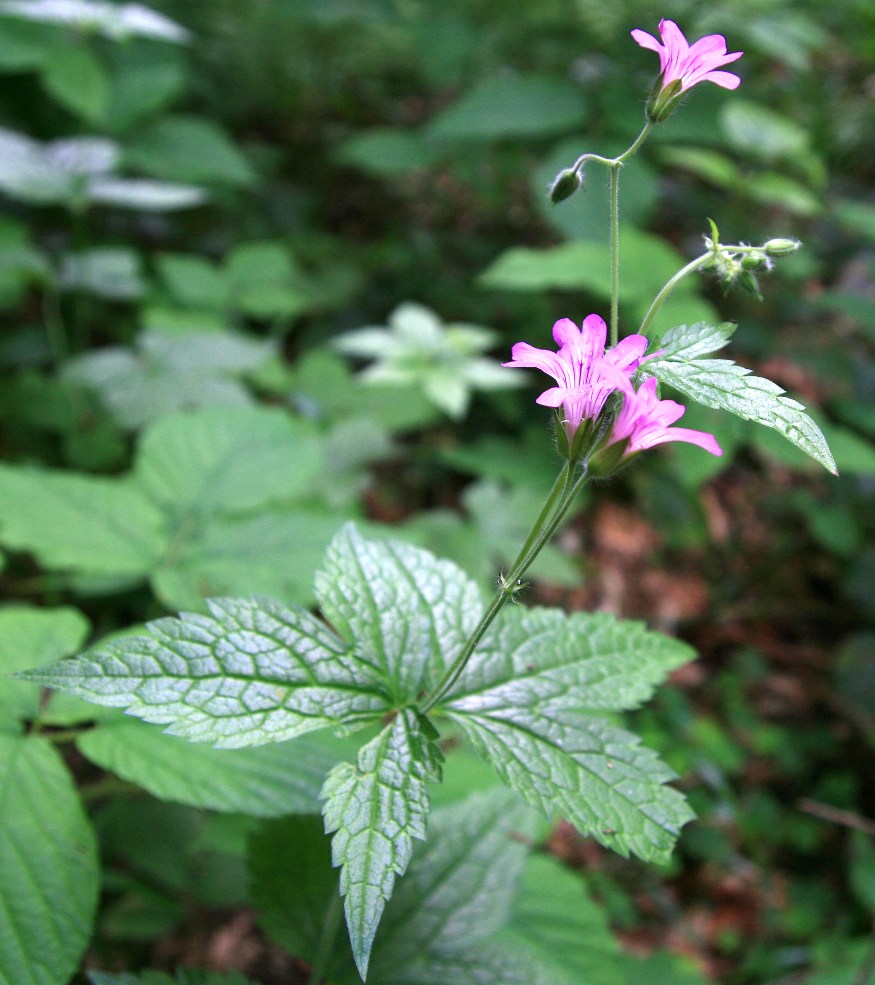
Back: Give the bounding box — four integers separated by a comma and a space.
630, 28, 661, 52
701, 70, 742, 90
535, 387, 566, 408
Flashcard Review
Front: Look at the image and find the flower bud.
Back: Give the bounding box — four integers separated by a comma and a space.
738, 270, 762, 299
741, 254, 766, 270
763, 238, 801, 257
549, 167, 582, 204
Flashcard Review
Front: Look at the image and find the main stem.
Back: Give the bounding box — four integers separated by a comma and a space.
423, 460, 587, 713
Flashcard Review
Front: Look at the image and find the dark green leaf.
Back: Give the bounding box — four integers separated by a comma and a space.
0, 734, 99, 985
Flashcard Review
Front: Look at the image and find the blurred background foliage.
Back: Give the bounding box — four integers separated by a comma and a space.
0, 0, 873, 982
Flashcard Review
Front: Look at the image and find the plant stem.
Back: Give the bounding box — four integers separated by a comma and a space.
609, 162, 620, 347
308, 890, 343, 985
637, 252, 712, 337
423, 460, 588, 713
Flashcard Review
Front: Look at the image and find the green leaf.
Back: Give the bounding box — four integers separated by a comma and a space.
322, 708, 443, 979
337, 127, 443, 177
315, 523, 483, 701
157, 254, 229, 310
21, 596, 390, 747
250, 814, 350, 974
427, 74, 587, 141
89, 973, 255, 985
643, 322, 837, 474
0, 465, 165, 576
497, 854, 625, 985
40, 42, 109, 122
720, 100, 809, 163
0, 605, 89, 727
77, 717, 346, 814
441, 606, 695, 863
0, 734, 99, 985
124, 116, 254, 187
364, 789, 537, 985
60, 247, 145, 300
0, 0, 190, 42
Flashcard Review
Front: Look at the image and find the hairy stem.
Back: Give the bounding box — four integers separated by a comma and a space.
637, 253, 712, 338
423, 461, 588, 712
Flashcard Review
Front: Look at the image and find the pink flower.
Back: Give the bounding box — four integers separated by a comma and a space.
608, 377, 722, 457
631, 19, 742, 94
503, 315, 648, 440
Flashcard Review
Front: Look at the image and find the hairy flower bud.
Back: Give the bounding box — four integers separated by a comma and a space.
549, 167, 582, 204
738, 270, 762, 299
763, 238, 801, 257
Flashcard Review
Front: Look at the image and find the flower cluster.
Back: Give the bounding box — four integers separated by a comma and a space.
504, 315, 721, 472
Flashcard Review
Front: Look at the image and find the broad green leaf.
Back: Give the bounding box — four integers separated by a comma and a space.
21, 596, 390, 747
0, 605, 89, 727
643, 322, 837, 474
337, 127, 443, 177
0, 0, 190, 42
322, 708, 443, 979
0, 734, 99, 985
134, 406, 323, 519
315, 523, 483, 701
427, 74, 587, 141
77, 717, 345, 814
124, 116, 254, 187
157, 253, 229, 310
0, 465, 165, 575
447, 708, 693, 864
40, 42, 109, 122
497, 854, 625, 985
250, 814, 351, 974
720, 100, 809, 162
362, 789, 537, 985
443, 606, 694, 712
60, 247, 145, 299
224, 241, 313, 319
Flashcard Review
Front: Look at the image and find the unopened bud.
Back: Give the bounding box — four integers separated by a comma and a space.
763, 238, 801, 257
549, 167, 582, 204
738, 270, 762, 299
741, 254, 766, 270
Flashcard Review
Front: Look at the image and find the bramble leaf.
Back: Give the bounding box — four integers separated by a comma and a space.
315, 523, 483, 702
321, 708, 443, 979
0, 734, 99, 985
20, 596, 389, 747
642, 322, 836, 474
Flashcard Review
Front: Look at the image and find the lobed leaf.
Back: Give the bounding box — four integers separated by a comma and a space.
321, 708, 443, 979
20, 596, 389, 747
643, 322, 836, 474
315, 523, 483, 702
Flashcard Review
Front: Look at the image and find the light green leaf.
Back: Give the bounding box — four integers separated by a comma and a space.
444, 605, 694, 711
447, 707, 693, 864
77, 717, 345, 814
0, 734, 99, 985
322, 708, 443, 979
720, 100, 809, 162
134, 406, 323, 518
337, 127, 442, 177
642, 322, 836, 474
20, 596, 390, 747
315, 523, 483, 701
86, 177, 206, 211
124, 116, 254, 187
41, 42, 109, 122
427, 74, 587, 141
157, 253, 229, 310
0, 0, 190, 42
0, 605, 89, 727
60, 247, 145, 299
0, 465, 165, 576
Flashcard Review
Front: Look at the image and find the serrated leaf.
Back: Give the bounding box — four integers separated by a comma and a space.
21, 596, 390, 747
315, 523, 483, 702
77, 717, 345, 814
322, 708, 443, 979
448, 708, 692, 863
444, 606, 694, 711
643, 322, 837, 474
0, 605, 89, 727
0, 734, 99, 985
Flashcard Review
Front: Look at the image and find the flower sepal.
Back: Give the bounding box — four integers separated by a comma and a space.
586, 436, 631, 479
645, 76, 684, 123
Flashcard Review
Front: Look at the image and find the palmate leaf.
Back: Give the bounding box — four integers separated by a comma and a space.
642, 321, 837, 474
322, 708, 443, 980
20, 596, 390, 748
442, 606, 695, 863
